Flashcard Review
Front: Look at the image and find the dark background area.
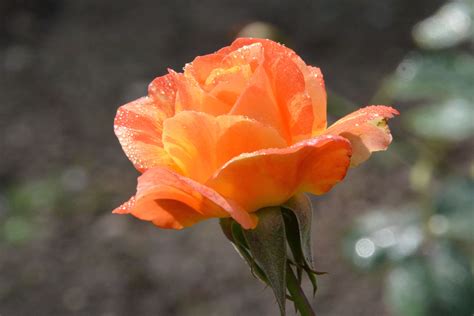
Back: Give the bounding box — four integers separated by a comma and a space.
1, 0, 472, 315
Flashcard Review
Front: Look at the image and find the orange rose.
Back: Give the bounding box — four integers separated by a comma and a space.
113, 38, 398, 230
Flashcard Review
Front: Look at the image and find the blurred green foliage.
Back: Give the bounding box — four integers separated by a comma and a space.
1, 179, 61, 244
345, 1, 474, 315
0, 166, 94, 245
387, 53, 474, 102
435, 178, 474, 241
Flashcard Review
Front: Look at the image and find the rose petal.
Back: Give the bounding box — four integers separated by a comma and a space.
206, 135, 352, 213
170, 70, 232, 115
148, 73, 177, 118
230, 62, 292, 142
228, 39, 328, 130
271, 55, 314, 142
325, 105, 399, 166
206, 64, 253, 105
183, 45, 261, 107
162, 111, 286, 182
221, 42, 263, 71
224, 38, 297, 60
306, 66, 327, 134
227, 41, 293, 142
184, 53, 227, 85
113, 167, 258, 229
114, 96, 177, 172
225, 38, 329, 143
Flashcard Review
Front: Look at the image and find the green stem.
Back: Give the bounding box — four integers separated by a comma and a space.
286, 263, 315, 316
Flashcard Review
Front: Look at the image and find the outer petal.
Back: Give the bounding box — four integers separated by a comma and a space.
114, 96, 177, 172
325, 105, 399, 166
206, 135, 352, 213
147, 73, 177, 118
162, 111, 287, 182
223, 38, 296, 59
113, 167, 257, 229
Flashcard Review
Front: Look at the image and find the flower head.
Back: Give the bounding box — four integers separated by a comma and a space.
113, 38, 398, 229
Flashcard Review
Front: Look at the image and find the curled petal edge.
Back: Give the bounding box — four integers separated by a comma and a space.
325, 105, 399, 166
113, 167, 258, 230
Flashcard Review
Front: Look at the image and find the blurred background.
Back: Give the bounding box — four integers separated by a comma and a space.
1, 0, 473, 315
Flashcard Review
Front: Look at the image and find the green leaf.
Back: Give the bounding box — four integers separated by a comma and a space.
283, 194, 314, 270
243, 207, 287, 316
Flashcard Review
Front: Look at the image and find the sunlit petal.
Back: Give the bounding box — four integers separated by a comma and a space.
325, 105, 399, 166
147, 73, 177, 118
306, 66, 327, 134
113, 167, 258, 229
206, 135, 351, 213
170, 70, 232, 115
114, 96, 177, 172
162, 111, 286, 182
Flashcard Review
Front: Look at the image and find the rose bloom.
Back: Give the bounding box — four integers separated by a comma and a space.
113, 38, 398, 229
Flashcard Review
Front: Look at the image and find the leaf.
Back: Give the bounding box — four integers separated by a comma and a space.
283, 194, 314, 270
243, 207, 287, 316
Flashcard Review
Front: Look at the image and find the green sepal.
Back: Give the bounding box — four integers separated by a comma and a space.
282, 194, 314, 270
243, 207, 287, 316
283, 194, 322, 296
219, 218, 268, 283
282, 209, 305, 282
220, 202, 318, 315
219, 217, 234, 242
286, 263, 316, 316
306, 266, 318, 296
